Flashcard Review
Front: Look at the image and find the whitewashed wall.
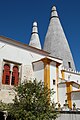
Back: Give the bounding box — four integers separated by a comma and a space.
64, 71, 80, 84
58, 64, 63, 81
33, 61, 44, 82
56, 112, 80, 120
0, 40, 45, 103
71, 92, 80, 108
58, 83, 67, 107
72, 86, 78, 91
50, 62, 57, 103
0, 88, 15, 103
0, 41, 45, 83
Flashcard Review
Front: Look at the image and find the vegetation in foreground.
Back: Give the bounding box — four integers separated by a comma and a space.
0, 80, 58, 120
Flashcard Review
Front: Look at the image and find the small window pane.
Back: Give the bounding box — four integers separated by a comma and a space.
11, 76, 15, 85
68, 62, 71, 68
53, 80, 55, 85
5, 75, 9, 84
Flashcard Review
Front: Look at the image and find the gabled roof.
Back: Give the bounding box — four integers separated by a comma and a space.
0, 36, 48, 56
43, 6, 75, 70
59, 81, 80, 89
0, 36, 64, 62
32, 56, 62, 65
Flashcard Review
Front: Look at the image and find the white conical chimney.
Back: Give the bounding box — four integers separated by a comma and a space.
29, 21, 41, 49
43, 6, 75, 70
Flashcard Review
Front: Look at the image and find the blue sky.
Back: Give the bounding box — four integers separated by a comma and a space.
0, 0, 80, 71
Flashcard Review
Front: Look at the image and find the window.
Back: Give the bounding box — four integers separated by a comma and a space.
11, 66, 19, 86
53, 80, 55, 85
2, 64, 10, 85
68, 62, 71, 68
11, 76, 15, 85
5, 75, 10, 84
2, 61, 20, 86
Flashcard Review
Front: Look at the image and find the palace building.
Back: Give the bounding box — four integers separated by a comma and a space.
0, 6, 80, 109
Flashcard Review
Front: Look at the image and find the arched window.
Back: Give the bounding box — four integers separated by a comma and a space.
2, 64, 10, 85
11, 66, 19, 86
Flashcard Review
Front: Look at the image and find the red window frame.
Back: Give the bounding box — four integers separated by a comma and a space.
11, 66, 19, 86
2, 64, 10, 85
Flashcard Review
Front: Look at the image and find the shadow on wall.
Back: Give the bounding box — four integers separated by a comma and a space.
33, 61, 44, 71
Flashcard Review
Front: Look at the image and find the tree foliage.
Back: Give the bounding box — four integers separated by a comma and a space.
0, 100, 8, 111
7, 80, 58, 120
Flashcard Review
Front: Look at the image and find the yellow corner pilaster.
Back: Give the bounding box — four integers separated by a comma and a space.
61, 70, 65, 80
66, 83, 72, 108
42, 58, 52, 90
44, 62, 50, 90
42, 58, 51, 102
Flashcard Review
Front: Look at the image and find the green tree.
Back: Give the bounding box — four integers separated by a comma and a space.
7, 80, 58, 120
